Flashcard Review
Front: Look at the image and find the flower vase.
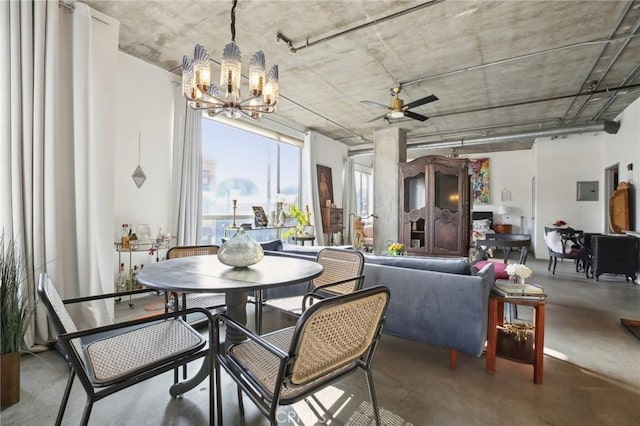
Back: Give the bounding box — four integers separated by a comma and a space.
510, 275, 525, 284
218, 228, 264, 268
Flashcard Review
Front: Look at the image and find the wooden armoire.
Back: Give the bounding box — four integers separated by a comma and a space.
399, 155, 470, 257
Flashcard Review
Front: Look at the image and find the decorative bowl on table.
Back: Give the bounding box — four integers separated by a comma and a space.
218, 228, 264, 268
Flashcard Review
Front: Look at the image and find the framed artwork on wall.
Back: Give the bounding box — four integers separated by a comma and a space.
316, 164, 334, 209
469, 158, 490, 204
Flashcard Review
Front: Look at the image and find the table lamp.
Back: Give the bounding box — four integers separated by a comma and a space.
497, 205, 508, 224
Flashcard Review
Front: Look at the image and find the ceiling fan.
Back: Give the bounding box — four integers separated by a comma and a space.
361, 86, 438, 122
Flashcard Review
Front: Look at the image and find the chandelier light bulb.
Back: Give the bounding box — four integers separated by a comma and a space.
249, 51, 266, 97
192, 44, 211, 92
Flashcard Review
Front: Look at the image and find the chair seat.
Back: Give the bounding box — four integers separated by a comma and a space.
185, 293, 226, 310
263, 296, 304, 316
228, 327, 355, 403
85, 319, 205, 385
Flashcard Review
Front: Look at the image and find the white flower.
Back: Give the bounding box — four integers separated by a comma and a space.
505, 263, 532, 278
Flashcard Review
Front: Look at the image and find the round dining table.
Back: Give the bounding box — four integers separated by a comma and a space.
136, 253, 323, 395
137, 253, 323, 339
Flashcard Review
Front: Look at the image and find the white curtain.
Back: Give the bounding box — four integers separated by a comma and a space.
69, 3, 118, 328
2, 0, 118, 342
342, 158, 356, 246
171, 89, 202, 245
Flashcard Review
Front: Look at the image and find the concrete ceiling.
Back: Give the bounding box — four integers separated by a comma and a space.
73, 0, 640, 156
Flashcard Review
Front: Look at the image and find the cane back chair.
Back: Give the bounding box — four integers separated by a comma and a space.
260, 248, 365, 331
214, 285, 390, 426
37, 273, 214, 426
166, 245, 226, 315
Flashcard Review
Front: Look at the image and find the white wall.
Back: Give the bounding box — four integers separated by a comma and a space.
114, 53, 175, 241
533, 134, 605, 257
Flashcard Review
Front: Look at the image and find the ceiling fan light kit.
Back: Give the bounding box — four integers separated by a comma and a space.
181, 0, 279, 120
362, 85, 438, 122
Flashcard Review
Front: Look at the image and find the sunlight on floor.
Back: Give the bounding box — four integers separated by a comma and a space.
544, 346, 569, 361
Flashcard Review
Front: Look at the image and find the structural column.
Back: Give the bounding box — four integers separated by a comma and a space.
373, 127, 407, 254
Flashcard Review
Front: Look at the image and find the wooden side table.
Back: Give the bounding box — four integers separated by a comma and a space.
486, 292, 546, 384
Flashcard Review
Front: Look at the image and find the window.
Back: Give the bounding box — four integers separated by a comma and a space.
354, 166, 374, 217
201, 119, 301, 244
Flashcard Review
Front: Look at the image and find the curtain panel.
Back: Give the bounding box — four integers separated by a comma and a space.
2, 1, 119, 345
171, 89, 202, 246
342, 158, 356, 246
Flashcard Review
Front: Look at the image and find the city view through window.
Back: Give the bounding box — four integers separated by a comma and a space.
201, 119, 301, 244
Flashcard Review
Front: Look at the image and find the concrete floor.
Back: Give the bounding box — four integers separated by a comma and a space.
2, 257, 639, 425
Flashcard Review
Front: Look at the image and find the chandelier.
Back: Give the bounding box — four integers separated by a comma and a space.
181, 0, 279, 120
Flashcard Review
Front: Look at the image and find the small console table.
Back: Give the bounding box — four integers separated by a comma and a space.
292, 235, 315, 246
486, 290, 546, 384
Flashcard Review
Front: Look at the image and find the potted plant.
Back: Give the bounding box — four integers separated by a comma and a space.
283, 205, 313, 238
1, 231, 34, 407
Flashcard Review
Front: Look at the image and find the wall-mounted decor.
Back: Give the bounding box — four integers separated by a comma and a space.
131, 132, 147, 188
469, 158, 490, 204
576, 181, 598, 201
316, 164, 334, 209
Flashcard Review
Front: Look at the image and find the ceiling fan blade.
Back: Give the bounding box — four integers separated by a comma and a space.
404, 94, 439, 110
405, 111, 429, 122
367, 112, 390, 123
360, 100, 391, 110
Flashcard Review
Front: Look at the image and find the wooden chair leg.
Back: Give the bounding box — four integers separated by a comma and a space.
449, 349, 457, 370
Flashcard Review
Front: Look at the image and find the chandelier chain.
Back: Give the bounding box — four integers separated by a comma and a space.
230, 0, 237, 42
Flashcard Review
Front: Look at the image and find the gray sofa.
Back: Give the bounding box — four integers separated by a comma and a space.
263, 243, 495, 368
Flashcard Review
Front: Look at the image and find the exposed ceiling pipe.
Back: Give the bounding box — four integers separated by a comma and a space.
400, 33, 640, 88
427, 83, 640, 120
591, 62, 640, 121
561, 0, 635, 123
569, 10, 640, 122
347, 120, 620, 157
276, 0, 443, 53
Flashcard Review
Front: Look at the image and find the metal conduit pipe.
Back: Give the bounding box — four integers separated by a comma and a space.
570, 12, 640, 122
347, 120, 620, 157
562, 0, 636, 122
276, 0, 443, 53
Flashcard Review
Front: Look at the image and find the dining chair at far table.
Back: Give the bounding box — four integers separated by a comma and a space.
166, 245, 226, 318
213, 285, 391, 426
259, 248, 365, 333
37, 273, 215, 426
543, 226, 588, 274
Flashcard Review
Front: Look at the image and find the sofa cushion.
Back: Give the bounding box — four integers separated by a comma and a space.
474, 260, 508, 280
260, 239, 284, 252
364, 254, 471, 275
